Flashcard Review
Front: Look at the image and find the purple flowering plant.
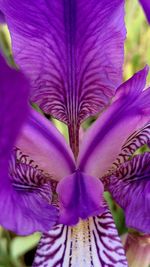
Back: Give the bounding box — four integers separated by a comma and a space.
0, 0, 150, 266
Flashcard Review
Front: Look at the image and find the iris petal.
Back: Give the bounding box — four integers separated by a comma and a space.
0, 10, 5, 23
0, 0, 126, 126
0, 54, 29, 164
139, 0, 150, 23
0, 151, 58, 235
57, 170, 105, 225
78, 66, 150, 178
16, 108, 75, 181
0, 54, 32, 233
112, 121, 150, 169
107, 153, 150, 233
0, 54, 29, 184
33, 206, 128, 267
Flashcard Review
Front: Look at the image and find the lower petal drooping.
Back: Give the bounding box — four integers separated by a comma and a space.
33, 206, 128, 267
0, 149, 58, 235
57, 171, 105, 225
107, 153, 150, 233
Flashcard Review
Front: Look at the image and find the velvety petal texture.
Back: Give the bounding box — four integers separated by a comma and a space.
78, 67, 150, 178
107, 153, 150, 233
33, 207, 127, 267
57, 170, 105, 225
0, 0, 126, 127
16, 108, 75, 181
139, 0, 150, 23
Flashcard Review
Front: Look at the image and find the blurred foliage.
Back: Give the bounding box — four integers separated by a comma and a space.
0, 229, 40, 267
124, 0, 150, 82
0, 25, 14, 66
0, 0, 150, 266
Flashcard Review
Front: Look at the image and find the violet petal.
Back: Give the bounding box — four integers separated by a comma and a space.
139, 0, 150, 23
112, 121, 150, 169
0, 54, 32, 233
107, 153, 150, 233
57, 170, 105, 225
78, 66, 150, 178
0, 54, 29, 180
0, 11, 5, 23
1, 151, 58, 235
0, 0, 126, 125
16, 108, 75, 181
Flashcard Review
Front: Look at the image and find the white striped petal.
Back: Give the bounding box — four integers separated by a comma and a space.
33, 207, 128, 267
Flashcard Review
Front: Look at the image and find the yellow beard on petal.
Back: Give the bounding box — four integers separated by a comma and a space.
70, 219, 92, 266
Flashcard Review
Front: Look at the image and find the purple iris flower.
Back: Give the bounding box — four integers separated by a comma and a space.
0, 0, 150, 266
139, 0, 150, 23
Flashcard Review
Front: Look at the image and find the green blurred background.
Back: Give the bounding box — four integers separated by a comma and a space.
0, 0, 150, 266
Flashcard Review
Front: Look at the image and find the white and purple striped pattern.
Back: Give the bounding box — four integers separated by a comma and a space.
112, 122, 150, 169
9, 148, 56, 202
107, 152, 150, 232
33, 208, 128, 267
5, 148, 58, 235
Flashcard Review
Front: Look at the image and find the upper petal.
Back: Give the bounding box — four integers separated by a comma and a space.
78, 67, 150, 177
139, 0, 150, 23
0, 0, 126, 126
16, 108, 76, 181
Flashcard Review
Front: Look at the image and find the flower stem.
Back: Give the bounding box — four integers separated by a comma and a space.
68, 122, 79, 159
